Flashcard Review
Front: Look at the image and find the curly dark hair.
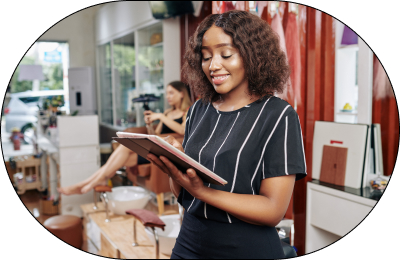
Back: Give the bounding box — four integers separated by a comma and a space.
182, 10, 290, 103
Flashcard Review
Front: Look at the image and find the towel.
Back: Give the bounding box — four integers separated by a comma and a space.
126, 208, 166, 230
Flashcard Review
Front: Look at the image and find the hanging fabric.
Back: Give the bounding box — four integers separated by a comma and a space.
256, 1, 269, 17
224, 1, 236, 12
284, 10, 302, 105
270, 3, 291, 100
373, 55, 393, 100
212, 1, 224, 14
235, 1, 249, 12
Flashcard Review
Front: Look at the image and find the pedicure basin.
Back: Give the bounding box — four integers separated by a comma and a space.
105, 186, 151, 215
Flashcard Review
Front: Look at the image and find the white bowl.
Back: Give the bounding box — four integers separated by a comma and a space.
105, 186, 151, 215
145, 214, 181, 256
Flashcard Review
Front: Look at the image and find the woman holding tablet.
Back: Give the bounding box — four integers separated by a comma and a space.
58, 81, 192, 195
147, 10, 307, 259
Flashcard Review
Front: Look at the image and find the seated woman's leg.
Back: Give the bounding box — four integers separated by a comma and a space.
58, 168, 104, 195
58, 145, 136, 195
80, 145, 136, 193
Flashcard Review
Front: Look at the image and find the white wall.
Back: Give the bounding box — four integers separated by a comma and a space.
334, 19, 372, 124
163, 17, 181, 99
95, 1, 155, 44
39, 5, 102, 68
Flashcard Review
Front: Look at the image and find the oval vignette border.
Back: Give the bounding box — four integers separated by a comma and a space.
0, 1, 399, 260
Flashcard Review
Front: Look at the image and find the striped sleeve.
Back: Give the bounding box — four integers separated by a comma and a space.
262, 109, 307, 181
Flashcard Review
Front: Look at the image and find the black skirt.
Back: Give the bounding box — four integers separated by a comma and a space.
171, 213, 285, 259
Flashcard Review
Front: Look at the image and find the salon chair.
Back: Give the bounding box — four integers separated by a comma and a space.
280, 240, 297, 258
277, 219, 297, 258
111, 126, 184, 215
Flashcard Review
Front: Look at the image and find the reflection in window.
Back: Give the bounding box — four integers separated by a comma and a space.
113, 33, 136, 127
98, 43, 113, 125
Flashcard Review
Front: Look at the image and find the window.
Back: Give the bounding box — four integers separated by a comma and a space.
10, 41, 69, 93
113, 33, 136, 127
98, 43, 113, 125
97, 22, 164, 128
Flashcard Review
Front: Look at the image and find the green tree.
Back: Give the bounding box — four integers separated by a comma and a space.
10, 56, 35, 93
40, 63, 64, 90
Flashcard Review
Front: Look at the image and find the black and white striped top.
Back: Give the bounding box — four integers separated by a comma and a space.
178, 95, 307, 223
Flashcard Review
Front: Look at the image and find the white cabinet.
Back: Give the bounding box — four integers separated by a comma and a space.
306, 181, 376, 254
58, 115, 100, 217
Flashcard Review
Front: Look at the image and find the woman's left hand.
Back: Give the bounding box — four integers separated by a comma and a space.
144, 110, 163, 124
146, 154, 205, 198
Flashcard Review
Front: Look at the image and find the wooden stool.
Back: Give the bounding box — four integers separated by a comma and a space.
126, 208, 166, 259
43, 215, 83, 249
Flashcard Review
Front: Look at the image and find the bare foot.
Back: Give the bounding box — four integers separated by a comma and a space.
58, 185, 84, 195
81, 177, 108, 194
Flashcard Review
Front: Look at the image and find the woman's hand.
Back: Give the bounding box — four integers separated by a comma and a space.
144, 110, 163, 125
146, 136, 205, 198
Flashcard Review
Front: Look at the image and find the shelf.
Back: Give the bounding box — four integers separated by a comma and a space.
337, 111, 358, 115
150, 42, 163, 47
338, 44, 358, 50
140, 42, 163, 49
149, 68, 163, 71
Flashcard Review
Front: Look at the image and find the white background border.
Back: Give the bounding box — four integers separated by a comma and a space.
1, 1, 399, 259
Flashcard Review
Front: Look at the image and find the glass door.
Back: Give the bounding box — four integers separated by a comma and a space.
113, 33, 136, 128
98, 43, 113, 125
136, 22, 164, 126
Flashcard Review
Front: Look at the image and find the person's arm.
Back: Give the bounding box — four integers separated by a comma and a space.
154, 121, 163, 135
146, 123, 156, 135
194, 173, 295, 226
146, 136, 295, 227
144, 110, 186, 135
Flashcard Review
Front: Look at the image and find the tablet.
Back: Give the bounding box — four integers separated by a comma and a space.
113, 132, 227, 186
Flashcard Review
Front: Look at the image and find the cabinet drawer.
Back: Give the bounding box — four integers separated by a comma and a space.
59, 162, 99, 187
99, 233, 120, 258
58, 115, 99, 147
86, 217, 101, 250
309, 188, 373, 237
59, 146, 99, 165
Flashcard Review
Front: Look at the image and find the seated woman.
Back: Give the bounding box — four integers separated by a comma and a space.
58, 81, 192, 195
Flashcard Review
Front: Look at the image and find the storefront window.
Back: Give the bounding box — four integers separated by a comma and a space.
9, 41, 69, 93
136, 22, 164, 126
97, 22, 165, 128
98, 43, 113, 125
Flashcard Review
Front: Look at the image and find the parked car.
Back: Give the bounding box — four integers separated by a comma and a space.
3, 90, 66, 139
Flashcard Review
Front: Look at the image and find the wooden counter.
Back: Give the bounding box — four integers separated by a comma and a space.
81, 203, 170, 259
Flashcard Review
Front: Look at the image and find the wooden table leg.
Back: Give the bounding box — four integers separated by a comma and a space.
156, 193, 164, 215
